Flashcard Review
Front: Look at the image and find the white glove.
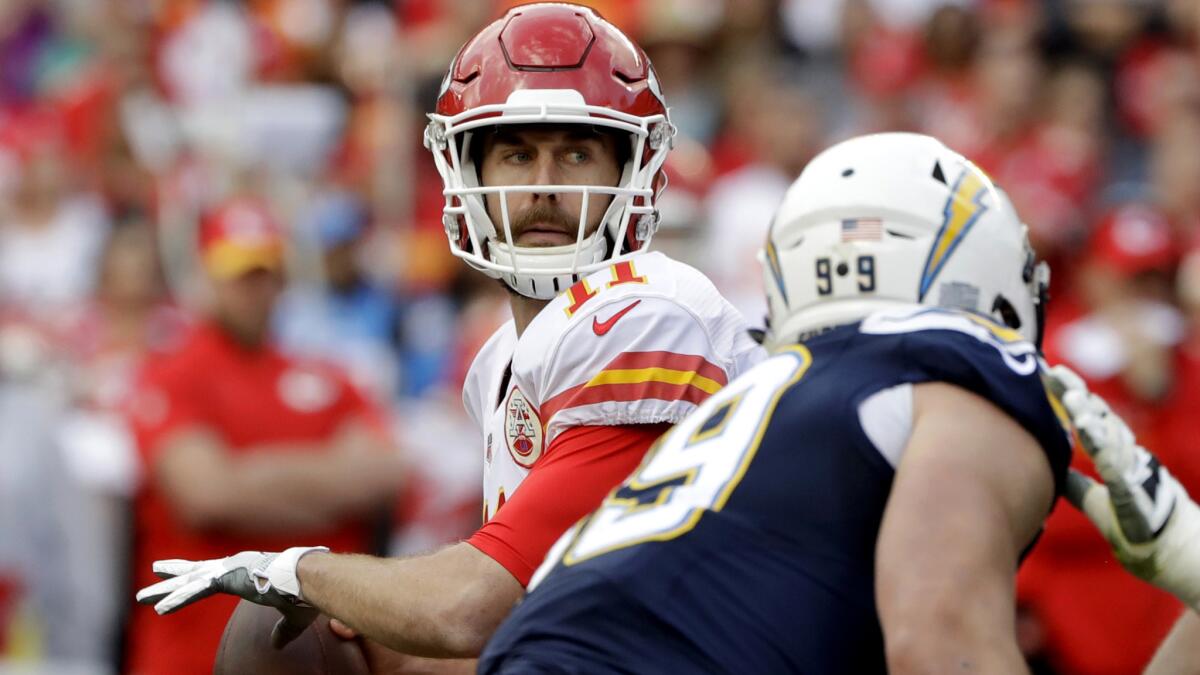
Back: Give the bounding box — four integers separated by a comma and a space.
1050, 365, 1200, 612
136, 546, 328, 615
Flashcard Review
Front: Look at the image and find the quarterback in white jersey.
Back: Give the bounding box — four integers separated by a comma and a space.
136, 3, 763, 666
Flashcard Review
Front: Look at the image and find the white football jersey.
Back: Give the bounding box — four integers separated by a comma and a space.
463, 251, 765, 521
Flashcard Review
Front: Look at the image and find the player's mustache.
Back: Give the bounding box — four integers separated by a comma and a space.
507, 204, 578, 240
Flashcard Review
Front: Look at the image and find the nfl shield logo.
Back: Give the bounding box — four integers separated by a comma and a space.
504, 387, 543, 468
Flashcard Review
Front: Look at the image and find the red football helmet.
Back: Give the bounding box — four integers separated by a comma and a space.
425, 3, 674, 299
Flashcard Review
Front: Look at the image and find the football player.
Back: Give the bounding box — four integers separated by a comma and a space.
135, 2, 762, 664
478, 132, 1073, 673
1048, 365, 1200, 674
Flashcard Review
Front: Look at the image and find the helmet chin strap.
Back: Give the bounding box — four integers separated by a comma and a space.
488, 229, 613, 300
487, 195, 627, 300
1031, 261, 1051, 350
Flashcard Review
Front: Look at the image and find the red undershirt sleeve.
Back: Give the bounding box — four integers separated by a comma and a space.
467, 423, 670, 586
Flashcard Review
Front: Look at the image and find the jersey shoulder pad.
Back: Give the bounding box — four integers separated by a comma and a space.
860, 305, 1039, 376
859, 305, 1073, 493
462, 320, 516, 433
520, 294, 733, 446
532, 252, 744, 346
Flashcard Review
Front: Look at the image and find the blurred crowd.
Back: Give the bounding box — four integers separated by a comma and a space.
0, 0, 1197, 673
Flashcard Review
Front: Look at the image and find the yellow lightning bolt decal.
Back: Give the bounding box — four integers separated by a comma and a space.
920, 167, 991, 300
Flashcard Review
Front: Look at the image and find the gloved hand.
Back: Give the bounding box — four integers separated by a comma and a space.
136, 546, 329, 647
1049, 365, 1200, 612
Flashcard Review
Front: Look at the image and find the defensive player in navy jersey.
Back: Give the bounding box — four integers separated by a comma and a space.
478, 133, 1076, 673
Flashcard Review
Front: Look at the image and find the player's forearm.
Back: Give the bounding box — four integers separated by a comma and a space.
296, 543, 520, 658
1145, 610, 1200, 675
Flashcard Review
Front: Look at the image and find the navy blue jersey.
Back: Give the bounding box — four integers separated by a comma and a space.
478, 306, 1073, 675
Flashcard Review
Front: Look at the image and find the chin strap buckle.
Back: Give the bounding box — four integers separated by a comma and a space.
443, 215, 461, 241
425, 121, 448, 150
648, 121, 675, 151
635, 213, 659, 242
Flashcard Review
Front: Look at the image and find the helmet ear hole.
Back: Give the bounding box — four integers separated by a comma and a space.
991, 295, 1023, 331
931, 161, 947, 184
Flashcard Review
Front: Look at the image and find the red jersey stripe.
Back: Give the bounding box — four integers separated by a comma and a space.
540, 351, 728, 424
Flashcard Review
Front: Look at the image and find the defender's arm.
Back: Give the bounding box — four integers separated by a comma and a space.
876, 382, 1054, 674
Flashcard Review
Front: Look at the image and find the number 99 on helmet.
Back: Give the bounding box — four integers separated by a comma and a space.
761, 133, 1049, 349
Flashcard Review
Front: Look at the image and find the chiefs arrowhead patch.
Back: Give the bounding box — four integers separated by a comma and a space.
504, 387, 543, 468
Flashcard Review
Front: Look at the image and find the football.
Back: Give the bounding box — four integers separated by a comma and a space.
214, 600, 369, 675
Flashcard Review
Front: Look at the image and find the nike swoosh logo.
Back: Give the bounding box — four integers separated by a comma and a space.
592, 300, 642, 336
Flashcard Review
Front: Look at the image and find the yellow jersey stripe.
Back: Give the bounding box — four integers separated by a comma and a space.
586, 367, 724, 395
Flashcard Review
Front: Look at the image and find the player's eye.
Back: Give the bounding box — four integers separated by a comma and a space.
503, 149, 533, 164
563, 149, 591, 165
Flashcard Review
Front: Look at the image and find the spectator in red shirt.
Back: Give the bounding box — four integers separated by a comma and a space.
123, 198, 405, 675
